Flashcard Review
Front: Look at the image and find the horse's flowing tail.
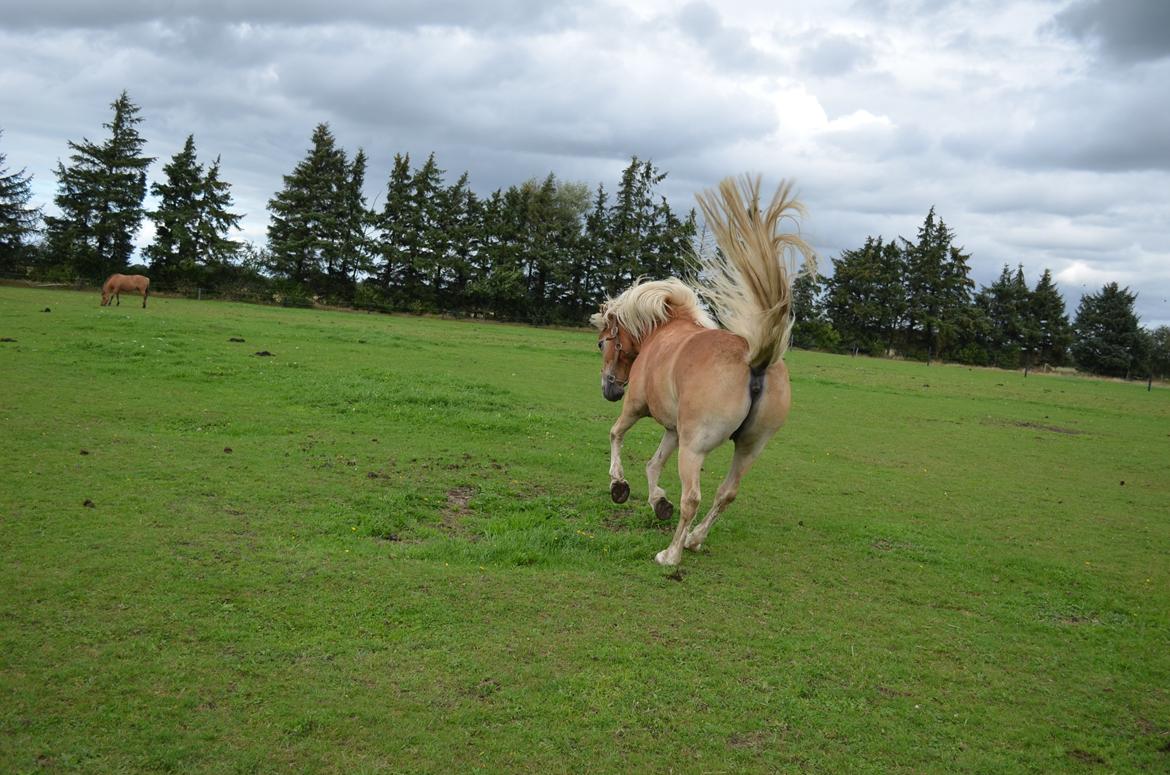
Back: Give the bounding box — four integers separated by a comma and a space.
693, 175, 816, 370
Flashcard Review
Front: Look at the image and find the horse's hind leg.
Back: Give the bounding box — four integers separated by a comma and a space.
684, 437, 768, 551
655, 446, 705, 566
142, 289, 148, 308
646, 428, 678, 520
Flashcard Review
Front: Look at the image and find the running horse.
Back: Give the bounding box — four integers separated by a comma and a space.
592, 175, 814, 566
100, 274, 151, 307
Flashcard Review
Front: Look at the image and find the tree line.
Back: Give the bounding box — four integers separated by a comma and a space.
1, 91, 1167, 379
791, 208, 1168, 379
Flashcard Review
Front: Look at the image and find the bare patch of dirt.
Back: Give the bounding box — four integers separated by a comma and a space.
727, 731, 768, 750
441, 486, 477, 536
228, 337, 245, 342
876, 685, 912, 698
83, 499, 95, 508
1067, 749, 1106, 765
223, 447, 232, 454
0, 337, 16, 342
1006, 419, 1083, 435
254, 350, 274, 357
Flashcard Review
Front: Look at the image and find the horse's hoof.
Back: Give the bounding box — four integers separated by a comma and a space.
684, 536, 703, 551
610, 480, 630, 504
653, 499, 674, 521
655, 549, 680, 566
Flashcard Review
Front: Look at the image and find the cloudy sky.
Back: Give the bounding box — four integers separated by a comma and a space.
2, 0, 1168, 325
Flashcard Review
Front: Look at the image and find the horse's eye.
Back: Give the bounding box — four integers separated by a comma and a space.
597, 340, 604, 350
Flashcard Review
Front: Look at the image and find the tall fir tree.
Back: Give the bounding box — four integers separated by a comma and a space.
44, 91, 153, 280
0, 131, 41, 273
901, 208, 974, 360
1147, 326, 1170, 381
266, 123, 353, 293
825, 236, 905, 354
144, 135, 247, 281
335, 148, 371, 293
976, 264, 1033, 368
409, 153, 446, 306
374, 153, 413, 300
1029, 268, 1073, 367
1071, 282, 1147, 378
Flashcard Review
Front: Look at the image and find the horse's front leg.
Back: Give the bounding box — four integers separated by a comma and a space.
608, 408, 642, 503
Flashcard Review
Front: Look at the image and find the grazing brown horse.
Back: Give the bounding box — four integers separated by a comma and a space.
592, 175, 814, 565
101, 274, 150, 307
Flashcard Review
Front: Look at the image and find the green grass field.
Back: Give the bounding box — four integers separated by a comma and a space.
2, 285, 1168, 773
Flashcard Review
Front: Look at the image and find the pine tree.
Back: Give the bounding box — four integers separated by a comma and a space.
374, 153, 413, 300
447, 172, 482, 312
408, 153, 445, 307
825, 237, 904, 354
1148, 326, 1170, 381
44, 91, 153, 280
976, 264, 1032, 368
266, 123, 350, 291
335, 148, 371, 295
790, 271, 839, 351
1072, 282, 1147, 378
1029, 269, 1073, 366
0, 131, 41, 273
145, 135, 202, 279
901, 208, 974, 360
197, 156, 243, 267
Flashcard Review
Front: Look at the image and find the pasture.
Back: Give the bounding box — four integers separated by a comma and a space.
1, 285, 1168, 773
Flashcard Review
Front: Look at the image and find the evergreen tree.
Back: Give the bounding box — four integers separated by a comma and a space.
901, 208, 974, 360
476, 185, 529, 320
44, 91, 153, 280
266, 123, 352, 293
0, 131, 41, 273
579, 183, 610, 307
411, 153, 446, 307
976, 264, 1032, 368
374, 153, 413, 300
1147, 326, 1170, 381
602, 157, 682, 294
146, 135, 242, 281
1072, 282, 1147, 378
146, 135, 201, 279
825, 236, 904, 354
336, 148, 371, 294
1029, 268, 1073, 367
790, 270, 839, 350
197, 156, 243, 267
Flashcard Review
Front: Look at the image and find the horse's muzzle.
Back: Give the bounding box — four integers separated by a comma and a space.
601, 374, 625, 402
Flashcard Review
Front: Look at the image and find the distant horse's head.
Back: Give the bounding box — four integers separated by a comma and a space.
591, 311, 639, 401
100, 289, 111, 306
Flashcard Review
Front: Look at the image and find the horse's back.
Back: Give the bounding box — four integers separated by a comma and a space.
636, 323, 786, 448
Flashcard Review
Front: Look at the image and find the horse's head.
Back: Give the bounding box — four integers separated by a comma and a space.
591, 310, 639, 402
100, 290, 110, 306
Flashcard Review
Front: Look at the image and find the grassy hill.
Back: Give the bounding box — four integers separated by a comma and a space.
2, 285, 1168, 772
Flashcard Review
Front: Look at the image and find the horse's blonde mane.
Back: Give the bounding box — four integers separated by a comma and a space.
590, 278, 716, 340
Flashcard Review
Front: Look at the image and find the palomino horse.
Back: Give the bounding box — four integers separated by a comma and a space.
101, 274, 150, 307
592, 175, 814, 566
